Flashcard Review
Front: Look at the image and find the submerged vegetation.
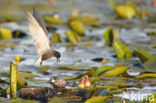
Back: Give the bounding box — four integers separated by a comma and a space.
0, 0, 156, 103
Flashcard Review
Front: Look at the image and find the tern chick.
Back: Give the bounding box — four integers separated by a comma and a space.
48, 77, 67, 88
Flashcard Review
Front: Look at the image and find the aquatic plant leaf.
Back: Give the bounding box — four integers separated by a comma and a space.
113, 41, 133, 59
48, 97, 67, 103
44, 16, 65, 24
137, 73, 156, 79
66, 69, 95, 80
0, 42, 17, 47
112, 28, 120, 42
93, 65, 113, 76
113, 41, 125, 59
0, 16, 22, 22
70, 21, 85, 36
36, 65, 50, 72
69, 16, 98, 23
104, 28, 113, 46
151, 44, 156, 48
10, 62, 17, 99
17, 71, 27, 87
101, 65, 130, 77
82, 22, 100, 27
60, 65, 88, 71
0, 28, 12, 40
11, 100, 37, 103
143, 59, 156, 72
85, 96, 108, 103
133, 49, 156, 63
19, 72, 38, 78
66, 30, 81, 43
51, 32, 63, 43
115, 5, 136, 19
118, 41, 133, 58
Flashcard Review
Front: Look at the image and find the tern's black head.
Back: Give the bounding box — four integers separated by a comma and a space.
53, 50, 61, 62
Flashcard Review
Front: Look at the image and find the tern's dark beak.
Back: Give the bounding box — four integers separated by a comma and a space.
57, 58, 60, 63
47, 79, 51, 83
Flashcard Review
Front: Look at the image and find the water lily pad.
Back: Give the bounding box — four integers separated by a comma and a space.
11, 100, 37, 103
0, 42, 17, 47
60, 65, 88, 71
65, 30, 81, 43
93, 65, 113, 76
44, 16, 65, 24
143, 59, 156, 72
66, 69, 95, 80
104, 28, 113, 46
17, 71, 27, 87
69, 16, 98, 23
48, 97, 67, 103
115, 5, 136, 19
70, 21, 85, 36
36, 65, 50, 72
51, 32, 63, 43
85, 96, 108, 103
101, 65, 130, 77
19, 71, 38, 78
113, 41, 133, 59
137, 73, 156, 79
133, 49, 156, 63
0, 28, 12, 40
0, 16, 22, 22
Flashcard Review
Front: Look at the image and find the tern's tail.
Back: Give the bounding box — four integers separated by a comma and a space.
33, 57, 42, 65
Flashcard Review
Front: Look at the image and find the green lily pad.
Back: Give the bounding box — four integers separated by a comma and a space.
115, 5, 136, 19
133, 49, 156, 63
101, 65, 130, 77
104, 28, 113, 46
93, 65, 113, 76
85, 96, 108, 103
48, 97, 67, 103
137, 73, 156, 79
51, 32, 63, 43
65, 30, 81, 43
19, 71, 38, 78
11, 99, 37, 103
60, 65, 88, 71
70, 21, 85, 36
36, 65, 50, 72
69, 16, 98, 23
44, 16, 65, 24
0, 28, 12, 40
113, 41, 133, 59
143, 59, 156, 72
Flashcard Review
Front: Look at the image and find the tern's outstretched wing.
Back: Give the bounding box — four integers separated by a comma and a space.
27, 11, 51, 56
33, 8, 48, 36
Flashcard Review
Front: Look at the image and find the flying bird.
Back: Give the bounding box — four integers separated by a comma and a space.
27, 8, 61, 65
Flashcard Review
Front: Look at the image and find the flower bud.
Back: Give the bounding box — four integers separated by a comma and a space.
84, 75, 91, 88
78, 77, 85, 88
